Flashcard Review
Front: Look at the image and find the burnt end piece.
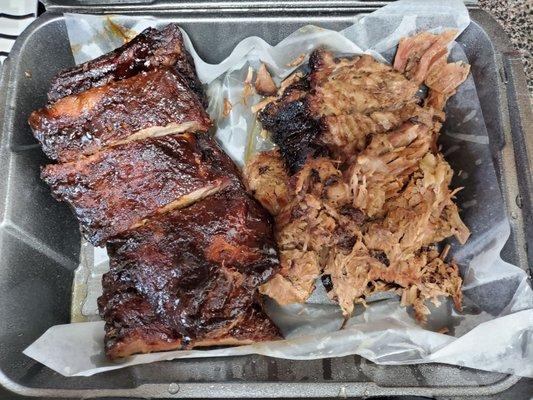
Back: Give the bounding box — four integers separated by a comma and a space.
258, 78, 325, 175
308, 48, 330, 73
41, 133, 240, 246
30, 68, 211, 163
99, 189, 280, 358
47, 23, 205, 105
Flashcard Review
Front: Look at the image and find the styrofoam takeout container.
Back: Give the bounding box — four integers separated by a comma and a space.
0, 0, 531, 398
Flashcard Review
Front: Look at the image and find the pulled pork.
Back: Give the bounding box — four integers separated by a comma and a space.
244, 30, 471, 322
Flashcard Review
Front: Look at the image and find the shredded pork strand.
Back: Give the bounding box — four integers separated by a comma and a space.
245, 30, 471, 322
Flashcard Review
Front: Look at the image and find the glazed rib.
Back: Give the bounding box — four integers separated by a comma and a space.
30, 68, 211, 162
47, 23, 205, 104
194, 305, 281, 348
42, 133, 240, 246
99, 189, 280, 359
102, 302, 280, 359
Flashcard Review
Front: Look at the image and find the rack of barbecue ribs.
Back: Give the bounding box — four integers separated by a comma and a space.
101, 189, 280, 358
245, 30, 470, 323
29, 24, 281, 359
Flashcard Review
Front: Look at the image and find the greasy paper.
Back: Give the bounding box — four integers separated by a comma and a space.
24, 0, 533, 378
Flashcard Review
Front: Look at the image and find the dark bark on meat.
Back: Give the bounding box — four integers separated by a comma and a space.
99, 189, 280, 358
30, 68, 211, 162
339, 205, 365, 225
258, 78, 326, 175
31, 23, 283, 359
321, 274, 333, 292
47, 23, 206, 105
42, 134, 241, 246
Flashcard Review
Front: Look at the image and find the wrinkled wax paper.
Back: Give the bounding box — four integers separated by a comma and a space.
24, 0, 533, 378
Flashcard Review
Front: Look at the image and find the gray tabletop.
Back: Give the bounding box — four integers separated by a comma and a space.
480, 0, 532, 99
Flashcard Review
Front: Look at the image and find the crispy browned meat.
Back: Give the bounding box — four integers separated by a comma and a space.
30, 68, 211, 162
308, 52, 419, 116
258, 77, 323, 174
243, 150, 292, 216
42, 133, 240, 246
99, 189, 280, 358
249, 31, 470, 321
321, 103, 434, 160
47, 23, 205, 104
